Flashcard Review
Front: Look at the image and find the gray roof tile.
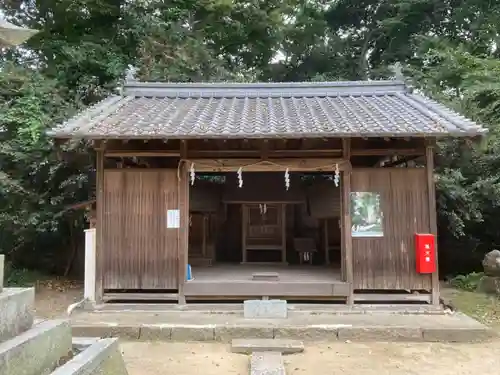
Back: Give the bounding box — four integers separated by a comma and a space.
48, 81, 486, 139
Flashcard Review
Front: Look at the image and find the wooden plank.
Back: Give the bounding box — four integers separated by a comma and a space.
426, 145, 440, 305
183, 281, 350, 297
102, 293, 179, 302
354, 293, 432, 303
187, 158, 349, 172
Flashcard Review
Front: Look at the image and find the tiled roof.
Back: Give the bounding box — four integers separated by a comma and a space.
48, 81, 486, 139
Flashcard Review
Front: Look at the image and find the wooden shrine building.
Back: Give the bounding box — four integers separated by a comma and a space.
49, 80, 486, 305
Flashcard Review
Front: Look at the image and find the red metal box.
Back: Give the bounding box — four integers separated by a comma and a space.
415, 233, 436, 274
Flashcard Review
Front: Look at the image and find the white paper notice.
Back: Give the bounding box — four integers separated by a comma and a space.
167, 209, 180, 228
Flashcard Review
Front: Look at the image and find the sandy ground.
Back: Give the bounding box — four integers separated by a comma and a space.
120, 341, 500, 375
34, 281, 83, 318
33, 283, 500, 374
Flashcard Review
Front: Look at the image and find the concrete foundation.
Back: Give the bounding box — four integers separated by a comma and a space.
0, 288, 35, 343
70, 310, 497, 343
50, 338, 128, 375
0, 319, 72, 375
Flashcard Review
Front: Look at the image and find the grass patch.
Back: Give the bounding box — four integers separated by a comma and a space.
442, 285, 500, 328
449, 272, 484, 291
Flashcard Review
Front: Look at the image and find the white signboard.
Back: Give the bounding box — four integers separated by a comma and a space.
167, 209, 180, 228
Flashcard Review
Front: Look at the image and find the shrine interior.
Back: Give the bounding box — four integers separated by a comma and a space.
188, 171, 343, 277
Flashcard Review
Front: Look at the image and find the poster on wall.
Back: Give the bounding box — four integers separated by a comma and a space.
167, 209, 180, 229
350, 192, 383, 237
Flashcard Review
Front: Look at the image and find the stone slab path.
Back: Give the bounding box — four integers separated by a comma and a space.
251, 352, 285, 375
231, 339, 304, 354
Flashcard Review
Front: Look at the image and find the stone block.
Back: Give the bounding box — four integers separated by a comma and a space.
71, 325, 140, 340
0, 254, 4, 292
250, 352, 285, 375
215, 326, 273, 342
50, 338, 129, 375
244, 300, 287, 319
140, 325, 172, 341
170, 326, 214, 341
273, 326, 339, 341
422, 327, 496, 342
0, 287, 35, 343
0, 319, 72, 375
252, 273, 279, 281
337, 326, 423, 342
231, 338, 304, 354
71, 337, 100, 351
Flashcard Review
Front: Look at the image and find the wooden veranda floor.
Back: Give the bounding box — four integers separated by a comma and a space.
184, 263, 349, 299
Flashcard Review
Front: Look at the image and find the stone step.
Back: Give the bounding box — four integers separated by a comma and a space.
0, 287, 35, 343
0, 319, 72, 375
232, 339, 304, 354
70, 310, 497, 343
251, 352, 285, 375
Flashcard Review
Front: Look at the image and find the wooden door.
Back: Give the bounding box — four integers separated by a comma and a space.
103, 170, 179, 290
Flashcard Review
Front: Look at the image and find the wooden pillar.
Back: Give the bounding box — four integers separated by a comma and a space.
95, 142, 105, 303
426, 144, 440, 305
241, 205, 248, 263
281, 204, 287, 264
341, 139, 354, 305
178, 141, 189, 304
323, 219, 330, 265
202, 214, 207, 259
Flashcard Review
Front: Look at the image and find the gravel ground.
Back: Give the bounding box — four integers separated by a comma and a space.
32, 282, 500, 374
120, 341, 500, 375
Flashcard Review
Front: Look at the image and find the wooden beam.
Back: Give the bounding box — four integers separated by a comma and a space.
351, 148, 424, 156
426, 145, 440, 306
95, 141, 105, 303
383, 155, 421, 168
186, 158, 349, 172
104, 151, 180, 157
341, 138, 354, 305
188, 149, 343, 158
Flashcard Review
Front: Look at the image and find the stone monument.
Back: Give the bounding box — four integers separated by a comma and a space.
478, 250, 500, 295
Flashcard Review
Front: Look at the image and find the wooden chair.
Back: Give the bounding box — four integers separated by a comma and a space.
293, 237, 317, 265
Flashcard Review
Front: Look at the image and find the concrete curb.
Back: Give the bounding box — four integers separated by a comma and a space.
71, 323, 497, 343
0, 288, 35, 343
50, 338, 129, 375
0, 319, 72, 375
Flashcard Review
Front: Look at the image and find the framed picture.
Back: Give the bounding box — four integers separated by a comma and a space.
350, 192, 383, 237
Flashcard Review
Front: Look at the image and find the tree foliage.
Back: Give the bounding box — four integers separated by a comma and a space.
1, 0, 500, 276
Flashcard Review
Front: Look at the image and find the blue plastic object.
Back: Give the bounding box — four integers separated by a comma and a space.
186, 264, 193, 281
